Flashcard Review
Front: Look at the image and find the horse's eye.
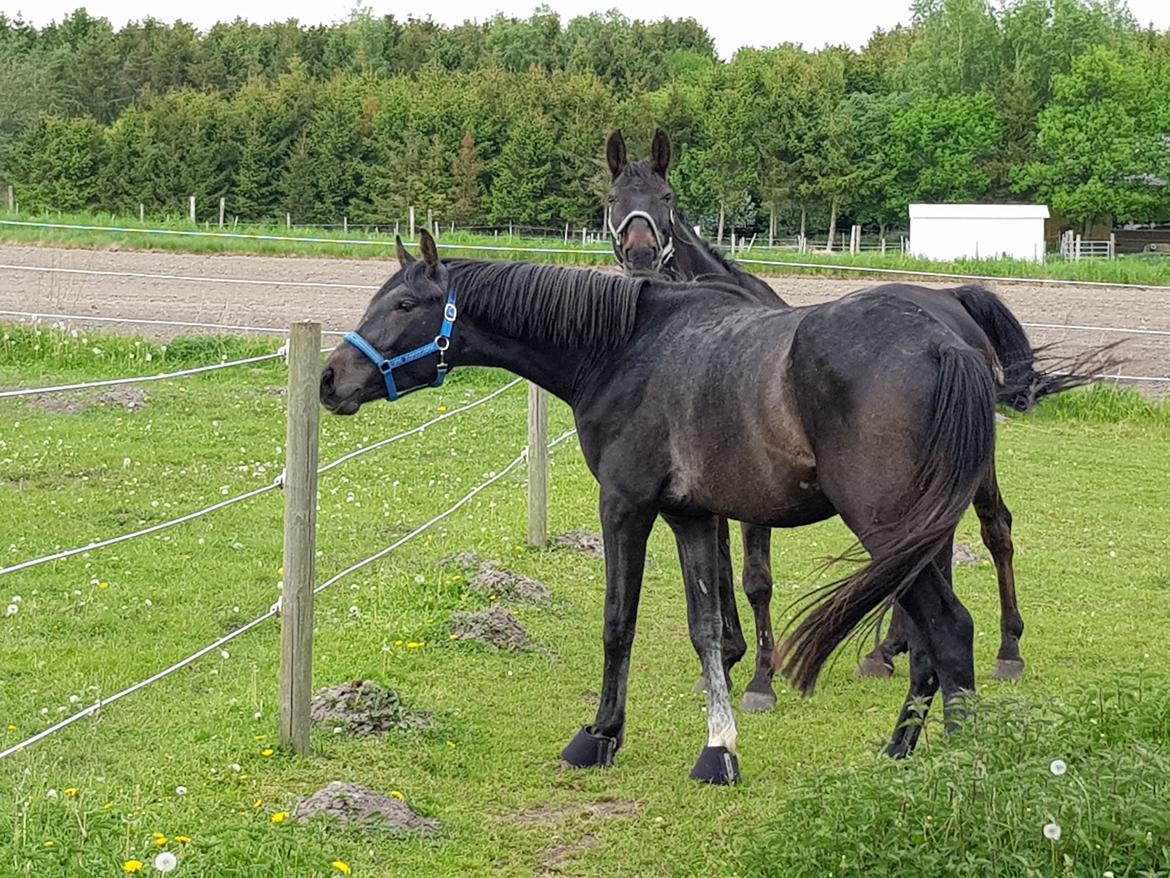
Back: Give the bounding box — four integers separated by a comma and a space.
607, 195, 616, 203
398, 300, 415, 312
663, 192, 673, 201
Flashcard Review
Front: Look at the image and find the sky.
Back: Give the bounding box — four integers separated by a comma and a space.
3, 0, 1169, 57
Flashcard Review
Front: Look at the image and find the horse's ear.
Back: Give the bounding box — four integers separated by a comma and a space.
607, 130, 627, 179
651, 129, 671, 177
418, 229, 440, 276
395, 235, 415, 268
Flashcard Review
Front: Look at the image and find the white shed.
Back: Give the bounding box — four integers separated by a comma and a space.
908, 203, 1050, 263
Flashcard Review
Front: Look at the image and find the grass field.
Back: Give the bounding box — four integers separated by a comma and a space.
3, 210, 1170, 286
2, 324, 1169, 877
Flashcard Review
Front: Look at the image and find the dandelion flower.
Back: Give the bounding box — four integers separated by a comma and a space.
407, 642, 423, 649
124, 861, 144, 873
394, 640, 404, 647
5, 725, 16, 732
449, 634, 459, 641
253, 799, 262, 809
255, 735, 267, 742
5, 604, 17, 616
332, 861, 352, 875
437, 405, 447, 413
261, 748, 274, 758
229, 763, 242, 773
43, 840, 55, 848
175, 786, 187, 796
1050, 759, 1067, 776
1044, 822, 1062, 841
99, 582, 109, 590
46, 789, 58, 799
69, 695, 81, 704
175, 836, 191, 844
270, 811, 290, 824
220, 650, 230, 660
153, 833, 168, 846
390, 790, 404, 800
10, 595, 20, 603
64, 788, 78, 797
153, 852, 178, 873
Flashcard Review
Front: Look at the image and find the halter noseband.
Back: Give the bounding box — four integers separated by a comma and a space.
607, 206, 675, 272
342, 290, 458, 402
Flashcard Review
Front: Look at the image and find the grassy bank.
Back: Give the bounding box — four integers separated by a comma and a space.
1, 324, 1168, 877
3, 210, 1170, 286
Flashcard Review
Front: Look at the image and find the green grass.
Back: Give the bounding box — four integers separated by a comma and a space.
3, 209, 1170, 285
1, 323, 1168, 877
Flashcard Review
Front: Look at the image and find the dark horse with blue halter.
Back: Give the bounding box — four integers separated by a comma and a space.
603, 130, 1108, 710
321, 230, 999, 783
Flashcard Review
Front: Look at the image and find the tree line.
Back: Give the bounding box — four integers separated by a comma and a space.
2, 0, 1169, 237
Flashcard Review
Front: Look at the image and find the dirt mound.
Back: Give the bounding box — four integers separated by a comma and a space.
439, 551, 490, 570
540, 834, 599, 870
552, 530, 605, 559
449, 607, 554, 657
294, 781, 439, 835
26, 386, 149, 414
467, 566, 552, 603
953, 543, 988, 567
310, 680, 429, 736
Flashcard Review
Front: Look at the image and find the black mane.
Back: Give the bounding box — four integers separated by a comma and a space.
449, 260, 646, 349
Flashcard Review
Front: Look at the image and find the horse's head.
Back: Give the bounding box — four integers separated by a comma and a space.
320, 230, 457, 415
606, 129, 677, 274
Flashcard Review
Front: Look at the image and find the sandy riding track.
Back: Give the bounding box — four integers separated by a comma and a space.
1, 245, 1167, 390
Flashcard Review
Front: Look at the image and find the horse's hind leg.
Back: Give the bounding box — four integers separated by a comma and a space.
693, 516, 747, 694
887, 536, 976, 759
856, 607, 910, 679
739, 523, 778, 713
974, 464, 1024, 681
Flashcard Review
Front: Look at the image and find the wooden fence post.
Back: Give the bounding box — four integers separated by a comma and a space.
1109, 232, 1116, 259
5, 186, 15, 212
139, 203, 145, 223
280, 320, 321, 757
527, 383, 548, 548
409, 207, 415, 238
1074, 234, 1082, 262
188, 196, 196, 224
219, 197, 225, 229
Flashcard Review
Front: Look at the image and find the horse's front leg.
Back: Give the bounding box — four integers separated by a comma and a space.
665, 511, 741, 784
561, 491, 655, 769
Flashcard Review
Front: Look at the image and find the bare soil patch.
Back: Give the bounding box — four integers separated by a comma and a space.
25, 386, 149, 414
552, 530, 605, 559
448, 606, 554, 657
294, 781, 439, 835
310, 680, 430, 736
508, 800, 642, 826
953, 543, 989, 567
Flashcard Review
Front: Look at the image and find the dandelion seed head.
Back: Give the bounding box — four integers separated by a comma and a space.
175, 786, 187, 796
1044, 822, 1062, 841
153, 852, 178, 873
1050, 759, 1067, 776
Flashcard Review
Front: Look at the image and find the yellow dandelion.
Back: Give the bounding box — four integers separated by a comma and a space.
64, 788, 78, 797
277, 566, 284, 577
153, 833, 168, 846
261, 748, 274, 757
332, 862, 352, 875
449, 634, 459, 641
437, 405, 448, 413
5, 725, 16, 732
270, 811, 290, 824
175, 836, 191, 844
253, 798, 263, 809
446, 741, 456, 748
99, 581, 110, 590
394, 639, 404, 647
255, 734, 267, 741
43, 840, 55, 848
390, 790, 404, 800
123, 861, 144, 873
489, 594, 497, 602
238, 774, 250, 781
407, 641, 423, 649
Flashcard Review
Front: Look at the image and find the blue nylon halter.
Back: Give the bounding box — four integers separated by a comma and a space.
343, 291, 458, 401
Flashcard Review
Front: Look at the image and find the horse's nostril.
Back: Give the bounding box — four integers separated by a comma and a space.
320, 367, 335, 394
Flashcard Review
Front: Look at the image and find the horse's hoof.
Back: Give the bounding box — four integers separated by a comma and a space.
855, 653, 895, 679
739, 689, 777, 713
690, 746, 740, 784
693, 674, 708, 694
992, 659, 1025, 682
561, 726, 618, 768
886, 739, 915, 760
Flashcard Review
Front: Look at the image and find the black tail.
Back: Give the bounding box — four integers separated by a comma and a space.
776, 344, 997, 696
948, 284, 1125, 411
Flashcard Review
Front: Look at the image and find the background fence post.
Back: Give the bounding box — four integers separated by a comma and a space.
280, 320, 321, 757
219, 197, 225, 229
409, 207, 415, 238
527, 383, 548, 548
6, 186, 14, 212
188, 196, 196, 224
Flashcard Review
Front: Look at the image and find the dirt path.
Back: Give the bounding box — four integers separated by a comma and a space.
1, 244, 1166, 387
